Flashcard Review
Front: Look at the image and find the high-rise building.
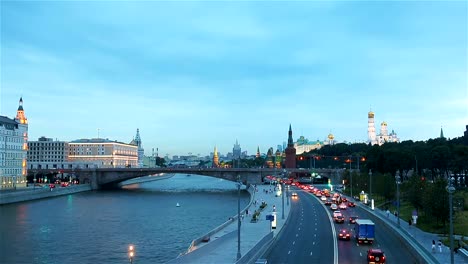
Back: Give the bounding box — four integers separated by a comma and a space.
0, 97, 28, 189
232, 139, 241, 159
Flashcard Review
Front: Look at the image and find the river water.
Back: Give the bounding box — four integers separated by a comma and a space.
0, 174, 250, 264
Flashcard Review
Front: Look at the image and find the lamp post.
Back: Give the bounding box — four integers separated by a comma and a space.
284, 170, 289, 206
395, 171, 401, 227
447, 176, 455, 264
349, 157, 353, 199
236, 174, 242, 261
369, 169, 372, 197
128, 245, 135, 264
282, 181, 285, 220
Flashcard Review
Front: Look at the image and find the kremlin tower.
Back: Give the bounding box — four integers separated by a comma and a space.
285, 124, 296, 169
212, 146, 219, 167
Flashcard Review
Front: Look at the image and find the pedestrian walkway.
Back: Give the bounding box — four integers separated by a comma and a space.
361, 200, 467, 264
166, 183, 292, 264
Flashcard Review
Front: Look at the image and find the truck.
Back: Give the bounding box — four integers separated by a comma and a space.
354, 219, 375, 244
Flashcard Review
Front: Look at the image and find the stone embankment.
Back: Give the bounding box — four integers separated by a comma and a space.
0, 184, 91, 205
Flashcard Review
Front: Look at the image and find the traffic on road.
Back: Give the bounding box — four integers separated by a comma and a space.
263, 182, 419, 264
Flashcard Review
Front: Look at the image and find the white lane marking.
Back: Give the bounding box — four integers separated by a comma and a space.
296, 234, 299, 237
310, 252, 313, 256
315, 223, 317, 225
293, 241, 296, 245
359, 252, 362, 257
288, 250, 291, 255
315, 228, 317, 231
314, 234, 317, 237
313, 241, 316, 245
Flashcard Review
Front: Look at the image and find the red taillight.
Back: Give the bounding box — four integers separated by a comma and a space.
369, 255, 375, 260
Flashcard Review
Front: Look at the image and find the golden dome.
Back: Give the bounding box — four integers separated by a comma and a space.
368, 111, 374, 118
328, 133, 334, 140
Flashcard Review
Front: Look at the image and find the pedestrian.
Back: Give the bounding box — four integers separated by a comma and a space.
432, 240, 436, 253
386, 209, 390, 218
438, 240, 442, 253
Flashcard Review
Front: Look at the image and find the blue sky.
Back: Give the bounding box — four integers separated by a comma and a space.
1, 0, 467, 157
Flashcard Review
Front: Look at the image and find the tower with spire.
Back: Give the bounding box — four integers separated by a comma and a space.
212, 146, 219, 167
256, 146, 261, 158
233, 139, 241, 160
131, 128, 144, 167
368, 110, 376, 145
285, 124, 296, 169
440, 126, 445, 139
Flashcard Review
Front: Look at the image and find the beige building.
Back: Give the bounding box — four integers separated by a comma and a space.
69, 138, 138, 168
0, 97, 28, 190
28, 137, 69, 170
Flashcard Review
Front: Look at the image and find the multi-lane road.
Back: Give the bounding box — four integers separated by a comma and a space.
264, 185, 418, 264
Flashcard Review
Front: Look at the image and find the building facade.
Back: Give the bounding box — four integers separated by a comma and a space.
69, 138, 138, 168
27, 137, 69, 170
0, 97, 28, 189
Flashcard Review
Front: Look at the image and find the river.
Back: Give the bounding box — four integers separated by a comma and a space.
0, 174, 250, 264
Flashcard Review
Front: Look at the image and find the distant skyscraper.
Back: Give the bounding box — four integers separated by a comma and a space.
285, 124, 296, 169
233, 139, 241, 159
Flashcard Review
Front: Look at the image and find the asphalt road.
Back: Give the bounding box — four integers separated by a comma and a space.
265, 185, 418, 264
264, 188, 336, 264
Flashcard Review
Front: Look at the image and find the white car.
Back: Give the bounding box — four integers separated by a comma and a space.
330, 204, 338, 210
321, 196, 327, 201
339, 203, 347, 210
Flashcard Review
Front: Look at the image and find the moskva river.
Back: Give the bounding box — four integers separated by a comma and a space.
0, 174, 250, 264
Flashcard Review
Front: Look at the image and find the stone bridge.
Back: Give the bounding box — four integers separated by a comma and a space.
28, 167, 346, 190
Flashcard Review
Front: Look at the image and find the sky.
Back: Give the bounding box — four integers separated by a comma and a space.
1, 0, 467, 158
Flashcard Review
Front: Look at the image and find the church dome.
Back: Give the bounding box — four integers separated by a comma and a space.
328, 133, 334, 140
368, 111, 374, 118
381, 121, 387, 126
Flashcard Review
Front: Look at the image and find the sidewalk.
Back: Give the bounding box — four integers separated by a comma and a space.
167, 183, 292, 264
352, 197, 468, 264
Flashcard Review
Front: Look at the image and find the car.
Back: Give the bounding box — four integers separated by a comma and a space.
339, 203, 347, 210
342, 197, 348, 202
348, 202, 356, 207
330, 204, 338, 210
367, 248, 386, 264
49, 184, 55, 188
291, 192, 298, 199
334, 215, 345, 223
349, 216, 358, 224
324, 200, 332, 206
338, 228, 351, 240
333, 210, 342, 218
321, 196, 327, 201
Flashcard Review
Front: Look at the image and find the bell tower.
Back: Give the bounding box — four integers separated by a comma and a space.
285, 124, 296, 169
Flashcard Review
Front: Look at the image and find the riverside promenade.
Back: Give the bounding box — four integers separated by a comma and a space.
167, 183, 292, 264
0, 184, 92, 205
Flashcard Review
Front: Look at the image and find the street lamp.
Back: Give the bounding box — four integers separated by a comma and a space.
236, 174, 242, 261
395, 171, 401, 227
282, 180, 285, 220
348, 157, 353, 199
284, 170, 289, 206
128, 245, 135, 264
447, 176, 456, 264
369, 169, 372, 197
